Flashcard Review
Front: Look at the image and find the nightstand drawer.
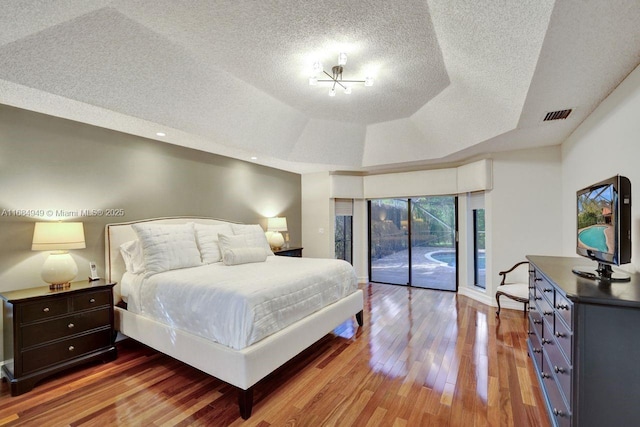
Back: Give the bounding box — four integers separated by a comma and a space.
21, 308, 112, 348
21, 297, 68, 323
73, 290, 111, 311
21, 328, 112, 374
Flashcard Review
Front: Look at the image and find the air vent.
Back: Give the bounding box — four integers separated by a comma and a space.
543, 109, 572, 121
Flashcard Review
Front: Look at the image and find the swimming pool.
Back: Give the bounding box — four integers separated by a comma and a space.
429, 251, 485, 268
578, 226, 609, 252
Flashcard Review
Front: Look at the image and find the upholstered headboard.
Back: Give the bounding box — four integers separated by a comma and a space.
105, 217, 239, 301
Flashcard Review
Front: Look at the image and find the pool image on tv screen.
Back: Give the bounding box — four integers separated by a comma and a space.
577, 184, 615, 255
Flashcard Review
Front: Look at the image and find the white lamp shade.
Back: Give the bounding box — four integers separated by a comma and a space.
32, 222, 86, 251
267, 217, 287, 232
41, 252, 79, 285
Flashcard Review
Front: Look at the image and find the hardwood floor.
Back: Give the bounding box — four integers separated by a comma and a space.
0, 284, 550, 426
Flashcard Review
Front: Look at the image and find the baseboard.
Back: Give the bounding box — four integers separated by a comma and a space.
458, 286, 527, 312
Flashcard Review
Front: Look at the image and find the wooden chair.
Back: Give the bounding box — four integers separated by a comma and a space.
496, 261, 530, 317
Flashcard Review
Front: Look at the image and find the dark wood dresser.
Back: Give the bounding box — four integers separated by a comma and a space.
1, 280, 117, 395
527, 255, 640, 427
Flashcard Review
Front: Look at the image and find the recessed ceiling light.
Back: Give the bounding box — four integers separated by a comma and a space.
156, 132, 166, 137
250, 156, 258, 160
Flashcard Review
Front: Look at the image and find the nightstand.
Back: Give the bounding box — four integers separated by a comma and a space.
1, 280, 117, 396
273, 247, 303, 257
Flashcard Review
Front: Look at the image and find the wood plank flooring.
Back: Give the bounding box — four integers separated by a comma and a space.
0, 284, 550, 426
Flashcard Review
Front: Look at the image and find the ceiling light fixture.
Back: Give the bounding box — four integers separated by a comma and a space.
156, 132, 166, 137
309, 53, 374, 97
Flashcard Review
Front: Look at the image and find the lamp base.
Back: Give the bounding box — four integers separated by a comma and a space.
268, 231, 285, 251
41, 251, 78, 289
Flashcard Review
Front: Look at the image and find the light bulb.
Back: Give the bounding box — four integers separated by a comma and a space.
338, 52, 347, 66
364, 76, 374, 87
312, 61, 323, 74
309, 77, 317, 86
344, 86, 352, 94
329, 88, 336, 97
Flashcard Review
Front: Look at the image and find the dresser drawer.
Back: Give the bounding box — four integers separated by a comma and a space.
554, 315, 573, 364
21, 328, 112, 374
544, 336, 572, 405
530, 301, 544, 338
528, 324, 544, 372
542, 351, 572, 427
21, 297, 68, 323
535, 275, 555, 304
73, 290, 111, 311
21, 308, 112, 348
555, 292, 573, 329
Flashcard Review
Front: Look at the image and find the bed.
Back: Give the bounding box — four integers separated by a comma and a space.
105, 217, 363, 419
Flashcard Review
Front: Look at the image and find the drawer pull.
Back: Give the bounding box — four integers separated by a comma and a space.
527, 330, 534, 335
554, 331, 566, 338
543, 288, 552, 293
534, 296, 542, 301
533, 319, 542, 324
541, 338, 551, 345
68, 346, 75, 352
541, 372, 551, 379
89, 298, 96, 303
554, 366, 566, 374
43, 307, 50, 313
68, 323, 75, 329
553, 408, 566, 417
532, 348, 542, 354
534, 278, 542, 282
543, 311, 553, 317
557, 303, 570, 310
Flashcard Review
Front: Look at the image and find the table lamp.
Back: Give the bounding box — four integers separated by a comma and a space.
32, 222, 86, 289
267, 217, 287, 250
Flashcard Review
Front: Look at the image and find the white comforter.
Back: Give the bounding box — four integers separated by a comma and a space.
122, 256, 358, 350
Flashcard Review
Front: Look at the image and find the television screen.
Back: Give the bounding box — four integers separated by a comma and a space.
577, 184, 616, 256
574, 175, 631, 281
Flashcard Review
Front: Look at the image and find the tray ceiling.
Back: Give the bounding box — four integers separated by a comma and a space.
1, 0, 639, 173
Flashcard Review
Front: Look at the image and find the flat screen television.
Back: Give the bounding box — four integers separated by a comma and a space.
573, 175, 632, 282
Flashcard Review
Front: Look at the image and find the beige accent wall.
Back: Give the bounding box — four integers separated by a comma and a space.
0, 104, 301, 293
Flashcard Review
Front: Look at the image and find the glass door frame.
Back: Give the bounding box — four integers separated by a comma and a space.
368, 197, 458, 292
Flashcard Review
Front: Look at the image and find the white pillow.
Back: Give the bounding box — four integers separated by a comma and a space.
194, 223, 233, 264
222, 247, 268, 266
218, 233, 250, 253
119, 239, 145, 274
132, 223, 202, 275
230, 224, 274, 255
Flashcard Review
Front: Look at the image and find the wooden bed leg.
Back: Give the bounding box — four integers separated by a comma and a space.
356, 310, 364, 327
238, 387, 254, 420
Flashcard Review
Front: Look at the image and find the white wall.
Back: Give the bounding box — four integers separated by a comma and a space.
301, 172, 333, 258
561, 64, 640, 273
485, 145, 563, 305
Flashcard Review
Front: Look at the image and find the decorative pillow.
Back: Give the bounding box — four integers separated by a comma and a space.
194, 223, 233, 264
230, 224, 274, 255
119, 239, 145, 274
222, 247, 268, 266
218, 233, 250, 253
132, 223, 202, 275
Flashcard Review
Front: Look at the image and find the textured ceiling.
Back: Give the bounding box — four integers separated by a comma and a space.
1, 0, 639, 173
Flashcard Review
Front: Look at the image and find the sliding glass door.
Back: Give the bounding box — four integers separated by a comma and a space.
369, 196, 457, 291
369, 199, 409, 285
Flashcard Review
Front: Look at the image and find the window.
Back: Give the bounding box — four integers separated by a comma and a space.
335, 199, 353, 264
473, 208, 486, 289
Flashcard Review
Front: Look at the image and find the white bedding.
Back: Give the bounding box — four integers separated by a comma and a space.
121, 256, 357, 350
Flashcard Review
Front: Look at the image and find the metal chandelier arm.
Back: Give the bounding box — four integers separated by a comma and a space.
321, 70, 347, 90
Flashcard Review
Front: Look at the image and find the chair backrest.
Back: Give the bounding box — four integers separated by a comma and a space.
507, 262, 530, 284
